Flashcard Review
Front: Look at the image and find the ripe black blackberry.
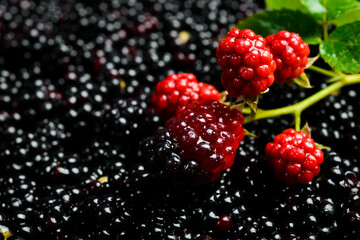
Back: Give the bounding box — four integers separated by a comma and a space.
314, 151, 359, 200
231, 156, 280, 214
342, 189, 360, 239
101, 96, 162, 147
273, 186, 341, 239
231, 214, 277, 240
0, 0, 359, 239
0, 174, 38, 215
305, 87, 360, 158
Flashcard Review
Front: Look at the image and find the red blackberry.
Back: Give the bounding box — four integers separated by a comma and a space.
139, 128, 216, 184
165, 99, 245, 175
216, 28, 276, 97
266, 129, 324, 185
151, 73, 220, 119
266, 30, 310, 84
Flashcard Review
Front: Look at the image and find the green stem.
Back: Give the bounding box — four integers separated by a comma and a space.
294, 111, 301, 131
322, 21, 328, 41
307, 65, 339, 78
244, 74, 360, 125
322, 0, 328, 41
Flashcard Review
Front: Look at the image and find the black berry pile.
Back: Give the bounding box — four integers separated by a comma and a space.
0, 0, 359, 239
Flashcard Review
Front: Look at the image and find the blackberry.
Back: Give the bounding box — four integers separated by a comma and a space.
101, 96, 162, 146
0, 0, 358, 239
0, 174, 39, 214
231, 215, 277, 240
315, 151, 359, 199
305, 87, 360, 158
273, 186, 341, 239
139, 127, 216, 184
231, 156, 279, 213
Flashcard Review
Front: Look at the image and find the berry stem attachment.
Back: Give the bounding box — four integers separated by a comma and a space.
244, 74, 360, 126
294, 111, 301, 131
307, 65, 339, 78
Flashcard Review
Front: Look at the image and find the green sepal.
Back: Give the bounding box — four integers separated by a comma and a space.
244, 128, 259, 138
300, 122, 311, 137
244, 95, 259, 115
306, 54, 320, 68
315, 142, 331, 150
292, 73, 313, 89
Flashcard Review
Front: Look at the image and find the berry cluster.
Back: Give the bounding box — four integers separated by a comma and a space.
216, 28, 310, 97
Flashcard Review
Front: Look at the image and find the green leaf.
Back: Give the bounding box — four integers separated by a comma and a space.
301, 0, 326, 20
292, 73, 313, 88
265, 0, 306, 12
235, 10, 322, 44
325, 0, 360, 26
266, 0, 326, 22
268, 0, 360, 26
329, 7, 360, 26
320, 21, 360, 73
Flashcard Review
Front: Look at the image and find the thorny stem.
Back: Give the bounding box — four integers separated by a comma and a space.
243, 74, 360, 128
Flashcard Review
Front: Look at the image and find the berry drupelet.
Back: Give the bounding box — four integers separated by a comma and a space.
217, 28, 276, 97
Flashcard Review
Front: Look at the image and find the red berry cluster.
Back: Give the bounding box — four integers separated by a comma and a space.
216, 28, 276, 97
165, 99, 245, 173
217, 28, 310, 97
265, 129, 324, 185
266, 30, 310, 84
152, 73, 221, 119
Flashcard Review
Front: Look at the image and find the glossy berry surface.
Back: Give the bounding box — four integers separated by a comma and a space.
0, 0, 359, 239
266, 129, 324, 185
217, 28, 276, 97
266, 30, 310, 84
165, 100, 245, 173
152, 73, 220, 119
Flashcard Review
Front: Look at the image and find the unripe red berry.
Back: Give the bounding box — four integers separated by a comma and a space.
217, 28, 276, 97
266, 129, 324, 185
152, 73, 221, 119
266, 30, 310, 84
